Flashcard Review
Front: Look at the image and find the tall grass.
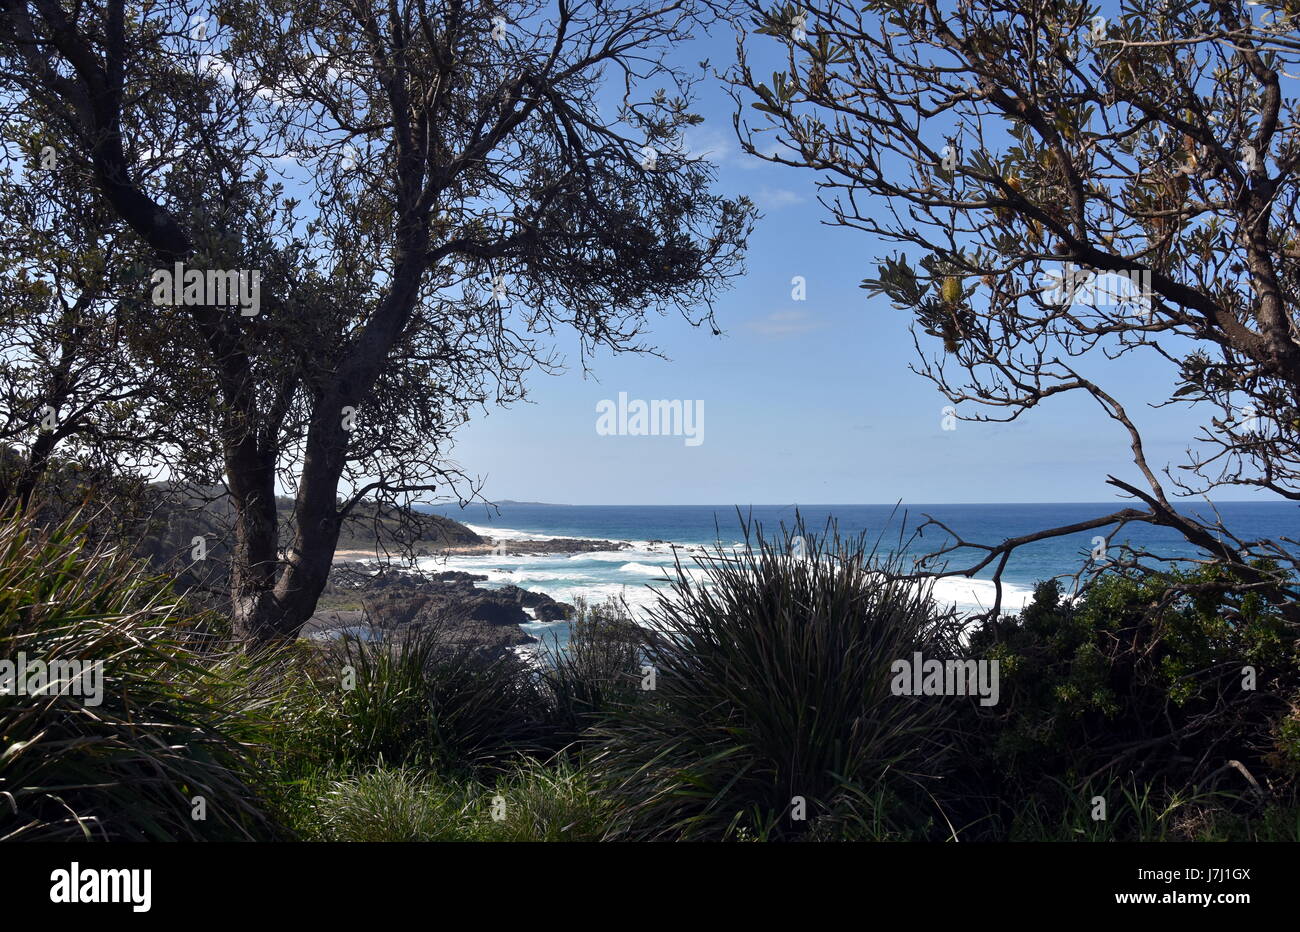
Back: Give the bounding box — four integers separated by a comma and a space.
592, 519, 962, 841
305, 766, 467, 842
300, 758, 611, 842
998, 777, 1279, 841
540, 596, 644, 743
0, 509, 280, 840
303, 618, 549, 774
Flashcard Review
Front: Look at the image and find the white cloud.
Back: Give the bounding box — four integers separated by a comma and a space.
753, 185, 806, 208
744, 309, 827, 337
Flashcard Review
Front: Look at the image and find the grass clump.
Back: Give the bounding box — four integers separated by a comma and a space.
592, 519, 962, 841
540, 595, 645, 744
300, 758, 611, 842
0, 508, 281, 841
300, 619, 548, 774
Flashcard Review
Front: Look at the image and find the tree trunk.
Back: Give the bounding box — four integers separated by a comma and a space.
226, 442, 281, 642
267, 414, 349, 641
252, 242, 429, 641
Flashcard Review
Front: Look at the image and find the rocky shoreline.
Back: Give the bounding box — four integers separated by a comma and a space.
309, 529, 639, 656
439, 536, 630, 555
305, 560, 579, 656
331, 535, 632, 563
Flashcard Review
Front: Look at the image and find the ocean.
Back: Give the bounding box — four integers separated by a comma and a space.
415, 501, 1299, 647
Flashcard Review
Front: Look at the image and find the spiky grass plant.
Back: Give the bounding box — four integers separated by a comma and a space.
592, 519, 962, 841
479, 756, 614, 842
0, 509, 280, 840
540, 596, 644, 742
1005, 777, 1246, 841
306, 619, 549, 774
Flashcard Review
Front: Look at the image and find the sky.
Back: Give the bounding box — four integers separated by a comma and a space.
429, 15, 1258, 508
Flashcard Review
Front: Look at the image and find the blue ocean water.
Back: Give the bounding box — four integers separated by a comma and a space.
415, 501, 1299, 645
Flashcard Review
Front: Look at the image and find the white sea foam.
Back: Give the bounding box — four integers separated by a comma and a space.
577, 549, 669, 562
459, 521, 628, 545
617, 561, 674, 577
930, 576, 1034, 615
414, 525, 1034, 623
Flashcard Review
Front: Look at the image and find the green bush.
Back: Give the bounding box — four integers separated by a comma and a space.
592, 521, 961, 841
539, 596, 644, 744
303, 766, 466, 842
303, 620, 549, 774
956, 567, 1300, 839
0, 509, 281, 840
478, 757, 613, 842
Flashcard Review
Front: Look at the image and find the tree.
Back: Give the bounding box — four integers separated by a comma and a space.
0, 0, 754, 641
727, 0, 1300, 622
0, 113, 171, 510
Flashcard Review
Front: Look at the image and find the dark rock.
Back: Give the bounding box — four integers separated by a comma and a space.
459, 593, 530, 626
302, 609, 367, 640
316, 561, 568, 659
486, 583, 576, 622
533, 601, 574, 622
494, 584, 550, 609
427, 570, 489, 584
362, 589, 433, 627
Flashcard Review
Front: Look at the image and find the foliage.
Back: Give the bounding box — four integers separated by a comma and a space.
301, 621, 550, 775
539, 596, 645, 744
0, 509, 280, 841
953, 567, 1300, 837
592, 520, 961, 840
299, 758, 611, 843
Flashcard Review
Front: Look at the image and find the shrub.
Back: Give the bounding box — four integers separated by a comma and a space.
540, 596, 644, 744
956, 567, 1300, 838
303, 619, 549, 774
479, 757, 613, 842
304, 766, 466, 842
0, 509, 281, 840
592, 520, 961, 841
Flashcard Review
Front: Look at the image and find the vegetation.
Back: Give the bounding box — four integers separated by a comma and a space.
0, 510, 282, 841
0, 0, 1296, 846
591, 525, 960, 841
0, 0, 754, 642
727, 0, 1300, 626
951, 567, 1300, 839
298, 760, 611, 843
10, 507, 1293, 843
540, 596, 645, 744
300, 621, 551, 774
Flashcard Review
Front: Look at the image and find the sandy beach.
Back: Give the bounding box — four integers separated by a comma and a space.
331, 536, 631, 563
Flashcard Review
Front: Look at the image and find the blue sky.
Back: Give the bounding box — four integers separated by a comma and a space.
436, 19, 1248, 507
